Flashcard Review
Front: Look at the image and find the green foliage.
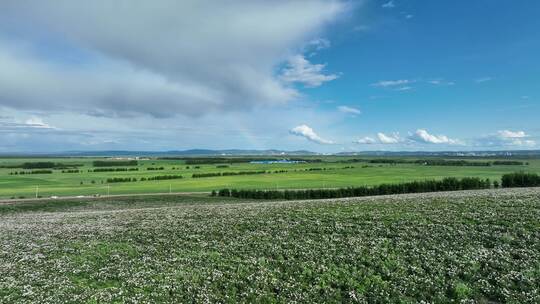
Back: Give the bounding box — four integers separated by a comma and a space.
92, 168, 139, 172
219, 177, 493, 199
92, 160, 138, 167
502, 172, 540, 187
1, 156, 539, 199
193, 171, 267, 178
10, 170, 53, 175
106, 177, 137, 183
146, 167, 165, 171
145, 175, 183, 181
493, 160, 525, 166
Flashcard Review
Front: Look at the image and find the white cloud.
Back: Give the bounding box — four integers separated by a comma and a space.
371, 79, 412, 87
24, 117, 54, 129
280, 55, 339, 87
338, 105, 361, 115
308, 38, 331, 50
405, 14, 414, 19
377, 132, 401, 144
289, 124, 334, 144
497, 130, 526, 138
354, 132, 401, 144
0, 116, 56, 131
382, 1, 395, 8
477, 130, 536, 147
395, 86, 413, 91
354, 136, 376, 144
475, 77, 493, 83
408, 129, 459, 145
0, 0, 347, 117
429, 79, 455, 86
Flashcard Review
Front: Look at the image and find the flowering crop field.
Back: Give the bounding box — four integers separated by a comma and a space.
1, 189, 540, 303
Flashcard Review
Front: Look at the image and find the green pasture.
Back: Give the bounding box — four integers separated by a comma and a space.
1, 156, 539, 198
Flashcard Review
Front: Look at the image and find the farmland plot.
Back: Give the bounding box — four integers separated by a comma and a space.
1, 189, 539, 303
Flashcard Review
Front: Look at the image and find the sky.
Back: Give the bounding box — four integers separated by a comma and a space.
0, 0, 538, 153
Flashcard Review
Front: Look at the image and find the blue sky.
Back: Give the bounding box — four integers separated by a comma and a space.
0, 0, 538, 152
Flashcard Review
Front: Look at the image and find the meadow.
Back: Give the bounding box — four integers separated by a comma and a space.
0, 156, 539, 199
1, 188, 539, 303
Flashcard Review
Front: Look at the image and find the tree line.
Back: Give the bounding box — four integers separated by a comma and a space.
9, 170, 54, 175
166, 157, 322, 165
344, 159, 525, 167
192, 171, 267, 178
1, 162, 83, 169
93, 160, 138, 167
141, 175, 183, 181
214, 177, 492, 200
501, 172, 540, 187
106, 175, 183, 183
213, 172, 540, 200
91, 168, 139, 172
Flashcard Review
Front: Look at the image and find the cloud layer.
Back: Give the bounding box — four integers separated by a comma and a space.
408, 129, 460, 145
290, 124, 334, 144
0, 0, 346, 117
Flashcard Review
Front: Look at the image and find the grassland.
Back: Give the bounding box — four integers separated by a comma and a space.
1, 156, 539, 199
1, 188, 539, 303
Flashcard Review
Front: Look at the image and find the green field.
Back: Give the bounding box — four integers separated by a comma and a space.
1, 189, 539, 302
1, 156, 540, 199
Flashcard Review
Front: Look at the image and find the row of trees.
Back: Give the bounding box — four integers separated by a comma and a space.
9, 170, 53, 175
192, 171, 267, 178
1, 162, 83, 169
166, 157, 321, 165
146, 167, 165, 171
91, 168, 139, 172
214, 172, 540, 200
345, 159, 525, 167
106, 175, 184, 183
106, 177, 137, 183
501, 172, 540, 187
214, 177, 493, 200
493, 161, 526, 166
142, 175, 183, 181
93, 160, 138, 167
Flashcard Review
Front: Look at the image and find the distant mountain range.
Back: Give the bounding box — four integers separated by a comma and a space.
1, 149, 539, 157
336, 150, 540, 157
0, 149, 318, 157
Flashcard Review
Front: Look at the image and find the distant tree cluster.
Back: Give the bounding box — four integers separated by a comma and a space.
107, 177, 137, 183
1, 162, 83, 169
106, 175, 184, 183
214, 177, 493, 200
344, 159, 525, 167
61, 170, 80, 173
93, 160, 138, 167
173, 157, 321, 165
492, 161, 525, 166
501, 172, 540, 187
146, 167, 165, 171
193, 171, 267, 178
10, 170, 53, 175
92, 168, 139, 172
21, 162, 57, 169
141, 175, 183, 181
